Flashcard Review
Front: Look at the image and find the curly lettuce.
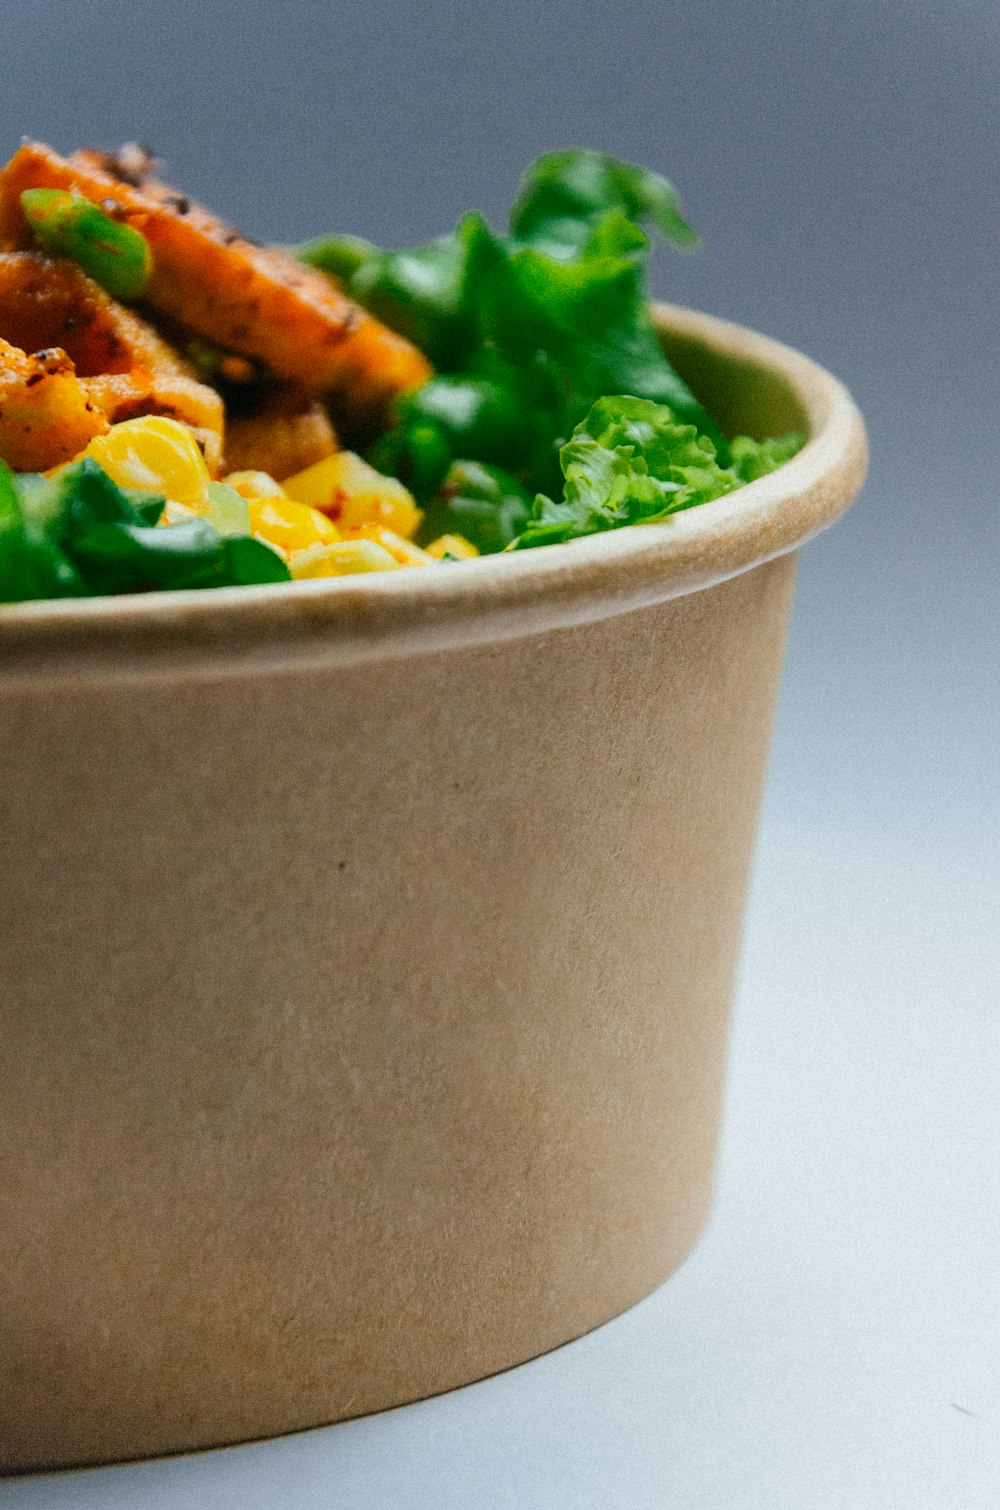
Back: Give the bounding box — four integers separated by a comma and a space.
511, 397, 804, 550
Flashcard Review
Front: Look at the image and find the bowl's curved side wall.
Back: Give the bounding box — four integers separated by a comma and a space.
0, 550, 797, 1470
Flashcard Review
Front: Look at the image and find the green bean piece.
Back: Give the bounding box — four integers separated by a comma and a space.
20, 189, 152, 300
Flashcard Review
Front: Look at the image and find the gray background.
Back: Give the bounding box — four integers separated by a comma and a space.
2, 2, 997, 1505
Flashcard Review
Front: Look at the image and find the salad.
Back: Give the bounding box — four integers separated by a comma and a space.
0, 141, 802, 604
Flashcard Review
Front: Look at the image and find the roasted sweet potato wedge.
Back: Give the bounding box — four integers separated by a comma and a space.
0, 142, 432, 419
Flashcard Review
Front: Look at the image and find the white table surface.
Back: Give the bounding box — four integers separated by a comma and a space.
6, 811, 997, 1510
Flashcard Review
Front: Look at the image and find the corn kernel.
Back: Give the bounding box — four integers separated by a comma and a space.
343, 524, 434, 566
283, 451, 422, 539
425, 534, 481, 560
289, 540, 402, 578
86, 416, 212, 506
223, 470, 287, 502
281, 452, 347, 510
247, 496, 340, 557
336, 482, 422, 540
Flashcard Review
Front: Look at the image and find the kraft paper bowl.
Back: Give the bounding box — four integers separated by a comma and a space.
0, 304, 866, 1472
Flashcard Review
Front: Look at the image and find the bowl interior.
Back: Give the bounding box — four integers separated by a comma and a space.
661, 321, 808, 441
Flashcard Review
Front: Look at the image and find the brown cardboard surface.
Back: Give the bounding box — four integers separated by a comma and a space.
0, 306, 866, 1471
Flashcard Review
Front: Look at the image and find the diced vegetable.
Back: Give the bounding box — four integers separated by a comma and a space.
246, 494, 340, 557
86, 415, 212, 506
283, 451, 422, 538
342, 524, 433, 565
20, 188, 152, 300
205, 482, 252, 537
223, 470, 287, 502
426, 533, 479, 560
289, 539, 401, 578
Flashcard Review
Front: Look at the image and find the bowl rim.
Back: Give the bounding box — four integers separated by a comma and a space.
0, 302, 867, 683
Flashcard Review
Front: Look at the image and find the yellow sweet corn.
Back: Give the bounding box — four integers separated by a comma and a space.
289, 539, 402, 578
425, 534, 480, 560
278, 453, 343, 510
283, 451, 422, 539
223, 469, 288, 502
77, 419, 475, 584
86, 416, 212, 507
343, 524, 434, 566
246, 495, 340, 557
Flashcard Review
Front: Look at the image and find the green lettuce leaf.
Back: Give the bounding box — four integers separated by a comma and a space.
68, 517, 230, 594
480, 228, 724, 447
68, 519, 291, 594
302, 149, 725, 507
512, 396, 737, 550
509, 149, 700, 259
512, 398, 806, 551
342, 212, 504, 371
727, 431, 805, 482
